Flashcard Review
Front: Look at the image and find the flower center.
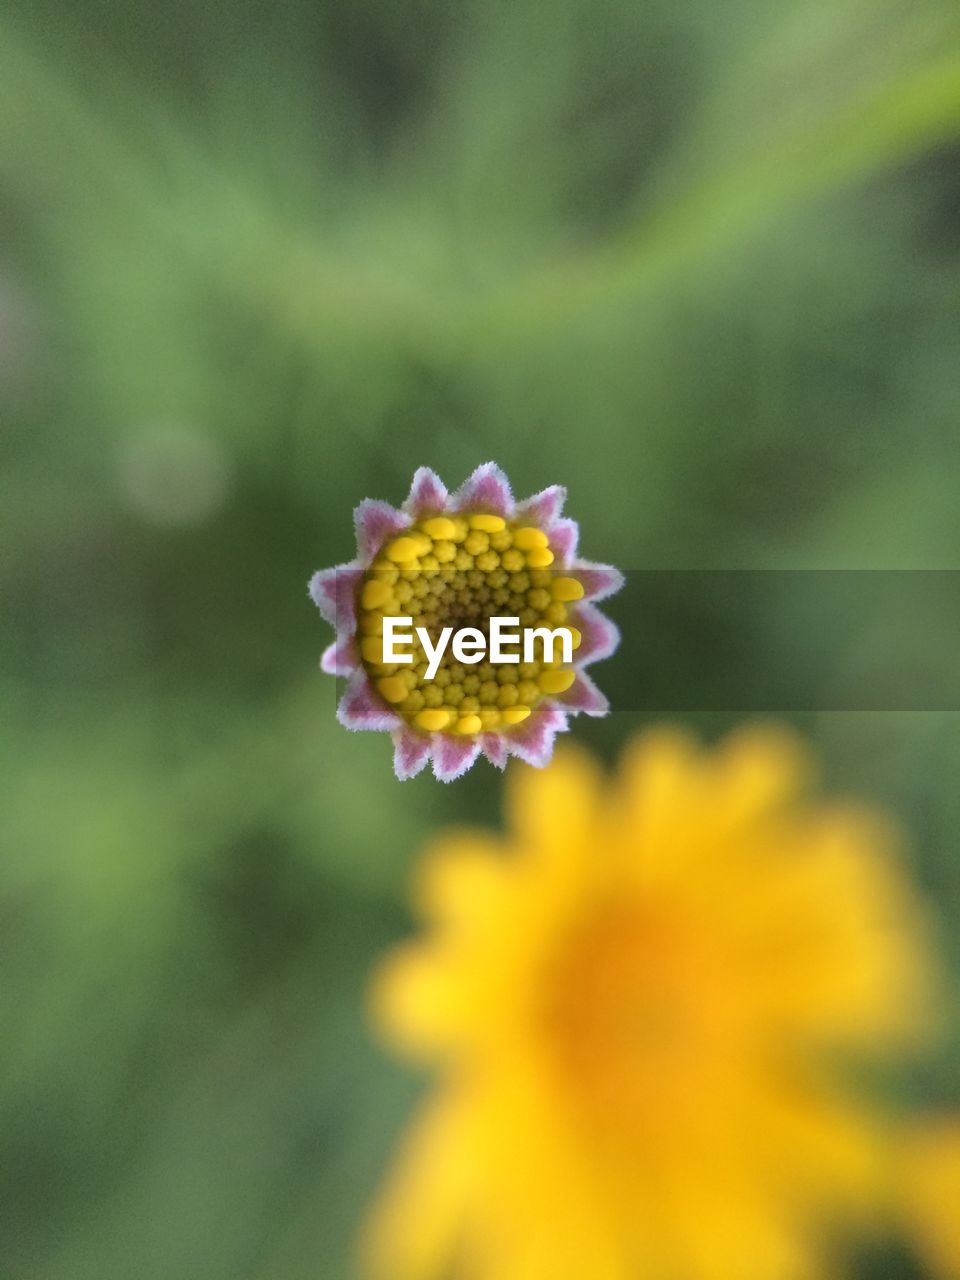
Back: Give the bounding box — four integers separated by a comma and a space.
357, 513, 584, 736
540, 904, 721, 1130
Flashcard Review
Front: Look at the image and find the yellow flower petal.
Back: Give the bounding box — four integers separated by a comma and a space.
362, 729, 940, 1280
362, 1091, 473, 1280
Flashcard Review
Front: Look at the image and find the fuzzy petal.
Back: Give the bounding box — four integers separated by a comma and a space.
573, 560, 625, 602
562, 669, 610, 717
354, 499, 409, 564
506, 703, 569, 768
480, 733, 509, 770
403, 467, 449, 517
309, 565, 363, 632
337, 673, 403, 732
431, 735, 481, 782
516, 485, 566, 528
321, 635, 360, 676
392, 727, 432, 780
574, 604, 621, 665
549, 518, 579, 566
452, 462, 514, 517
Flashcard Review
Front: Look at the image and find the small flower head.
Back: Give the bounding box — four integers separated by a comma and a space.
363, 727, 939, 1280
309, 463, 622, 781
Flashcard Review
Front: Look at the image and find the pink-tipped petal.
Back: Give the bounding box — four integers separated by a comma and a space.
392, 727, 432, 780
337, 673, 403, 732
561, 669, 610, 717
321, 635, 359, 676
480, 733, 509, 770
574, 603, 621, 665
431, 735, 481, 782
309, 566, 363, 632
354, 499, 409, 563
516, 485, 566, 528
506, 703, 569, 768
573, 560, 625, 602
403, 467, 449, 517
548, 518, 579, 566
452, 462, 514, 517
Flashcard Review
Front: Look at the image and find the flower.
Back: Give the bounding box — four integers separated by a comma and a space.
309, 463, 622, 781
363, 727, 938, 1280
897, 1118, 960, 1278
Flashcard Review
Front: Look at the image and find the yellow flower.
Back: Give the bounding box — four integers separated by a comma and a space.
897, 1118, 960, 1278
363, 727, 938, 1280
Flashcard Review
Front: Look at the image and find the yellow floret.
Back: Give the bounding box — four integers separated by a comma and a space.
469, 514, 506, 533
360, 636, 385, 665
551, 576, 584, 602
513, 526, 548, 550
464, 531, 490, 556
501, 704, 531, 725
478, 706, 501, 730
415, 708, 451, 732
539, 669, 576, 695
377, 674, 409, 703
370, 563, 399, 585
432, 540, 457, 563
421, 516, 457, 540
526, 547, 555, 568
362, 578, 394, 610
401, 690, 425, 715
359, 612, 385, 635
385, 536, 421, 562
455, 714, 483, 735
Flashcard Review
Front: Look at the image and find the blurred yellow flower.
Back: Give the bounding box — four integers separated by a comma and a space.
363, 727, 938, 1280
898, 1118, 960, 1278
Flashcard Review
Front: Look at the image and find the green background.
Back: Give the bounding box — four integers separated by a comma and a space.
2, 0, 959, 1275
